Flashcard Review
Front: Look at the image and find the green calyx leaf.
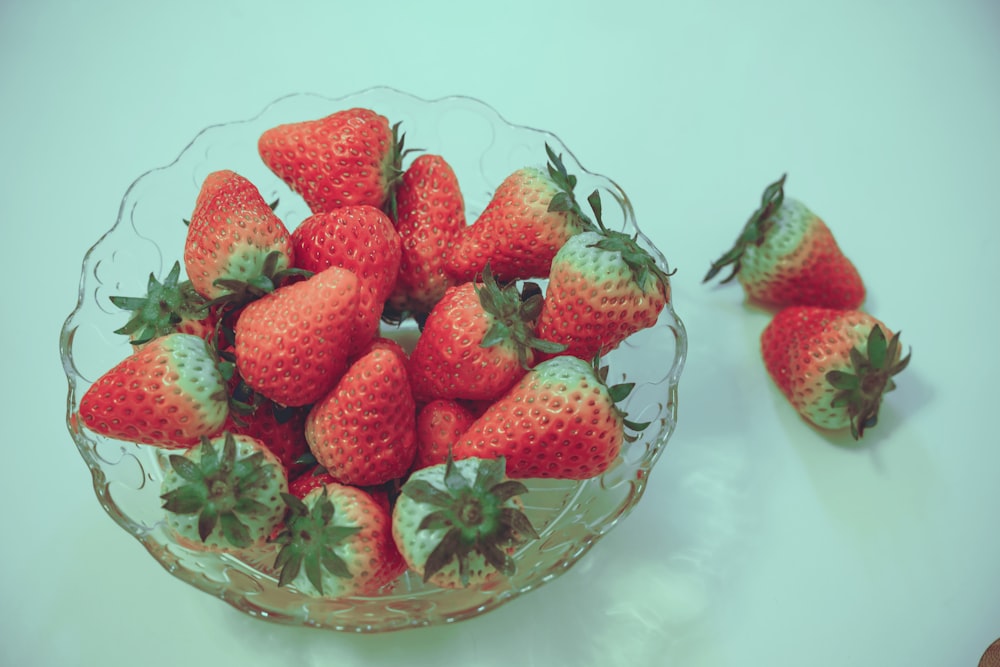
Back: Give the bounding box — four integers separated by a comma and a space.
590, 354, 653, 443
272, 487, 361, 595
208, 250, 310, 310
159, 432, 280, 549
401, 455, 539, 586
825, 325, 912, 440
110, 261, 211, 345
543, 143, 596, 232
703, 173, 787, 285
474, 263, 567, 367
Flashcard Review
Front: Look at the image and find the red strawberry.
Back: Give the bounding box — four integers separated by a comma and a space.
77, 333, 229, 448
234, 265, 360, 407
445, 145, 593, 283
258, 107, 402, 214
305, 346, 417, 487
704, 174, 865, 309
272, 482, 403, 597
184, 170, 295, 302
291, 205, 401, 351
392, 455, 538, 588
224, 400, 311, 479
407, 265, 565, 403
160, 431, 288, 551
109, 261, 215, 346
761, 306, 910, 439
412, 399, 478, 471
385, 154, 466, 321
536, 193, 671, 361
451, 355, 647, 479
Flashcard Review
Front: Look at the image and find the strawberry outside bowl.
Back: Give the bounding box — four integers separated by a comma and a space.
59, 86, 688, 632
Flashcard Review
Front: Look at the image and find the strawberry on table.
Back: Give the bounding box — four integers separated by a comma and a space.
291, 204, 402, 352
258, 107, 403, 214
536, 192, 671, 361
392, 455, 538, 588
160, 432, 288, 551
77, 332, 229, 448
271, 482, 403, 597
451, 355, 648, 479
385, 153, 466, 322
234, 265, 360, 407
184, 170, 295, 302
761, 306, 910, 439
109, 261, 214, 346
703, 173, 866, 310
445, 144, 593, 283
305, 345, 417, 487
407, 264, 565, 403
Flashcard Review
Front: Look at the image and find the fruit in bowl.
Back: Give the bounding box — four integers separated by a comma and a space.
60, 87, 687, 632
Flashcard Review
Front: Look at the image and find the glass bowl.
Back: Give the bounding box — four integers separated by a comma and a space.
59, 86, 687, 632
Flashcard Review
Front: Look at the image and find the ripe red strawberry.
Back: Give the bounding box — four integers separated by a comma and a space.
234, 265, 360, 407
78, 333, 229, 448
305, 346, 417, 487
761, 306, 910, 439
412, 399, 478, 471
445, 145, 593, 283
109, 261, 215, 346
407, 265, 565, 403
703, 174, 865, 309
536, 193, 671, 361
451, 355, 648, 479
291, 205, 401, 351
224, 400, 311, 479
392, 455, 538, 588
272, 482, 403, 597
258, 107, 403, 214
160, 431, 288, 551
385, 154, 466, 321
184, 170, 295, 302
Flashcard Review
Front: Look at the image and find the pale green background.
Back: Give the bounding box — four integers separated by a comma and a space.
2, 1, 998, 665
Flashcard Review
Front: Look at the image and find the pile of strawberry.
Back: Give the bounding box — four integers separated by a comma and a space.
704, 174, 911, 439
76, 107, 672, 597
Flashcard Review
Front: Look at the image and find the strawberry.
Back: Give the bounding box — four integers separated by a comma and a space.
451, 355, 648, 479
77, 332, 229, 448
291, 205, 401, 351
109, 261, 214, 346
183, 170, 295, 302
407, 265, 565, 403
392, 455, 538, 588
444, 145, 593, 283
535, 192, 671, 361
412, 399, 478, 471
761, 306, 910, 439
305, 346, 417, 487
258, 107, 403, 214
160, 431, 288, 551
703, 173, 866, 309
272, 482, 403, 597
384, 154, 466, 322
224, 399, 311, 479
234, 265, 360, 407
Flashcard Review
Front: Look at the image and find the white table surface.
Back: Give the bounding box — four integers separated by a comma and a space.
3, 1, 998, 665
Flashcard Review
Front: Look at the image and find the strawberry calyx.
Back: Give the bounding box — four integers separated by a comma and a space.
209, 250, 312, 310
826, 325, 911, 439
544, 143, 596, 233
109, 261, 210, 345
383, 122, 421, 223
585, 190, 674, 295
592, 355, 652, 443
271, 487, 362, 595
401, 455, 538, 586
475, 263, 567, 367
703, 173, 787, 284
160, 432, 279, 549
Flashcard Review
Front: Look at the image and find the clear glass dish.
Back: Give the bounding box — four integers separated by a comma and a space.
59, 86, 687, 632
